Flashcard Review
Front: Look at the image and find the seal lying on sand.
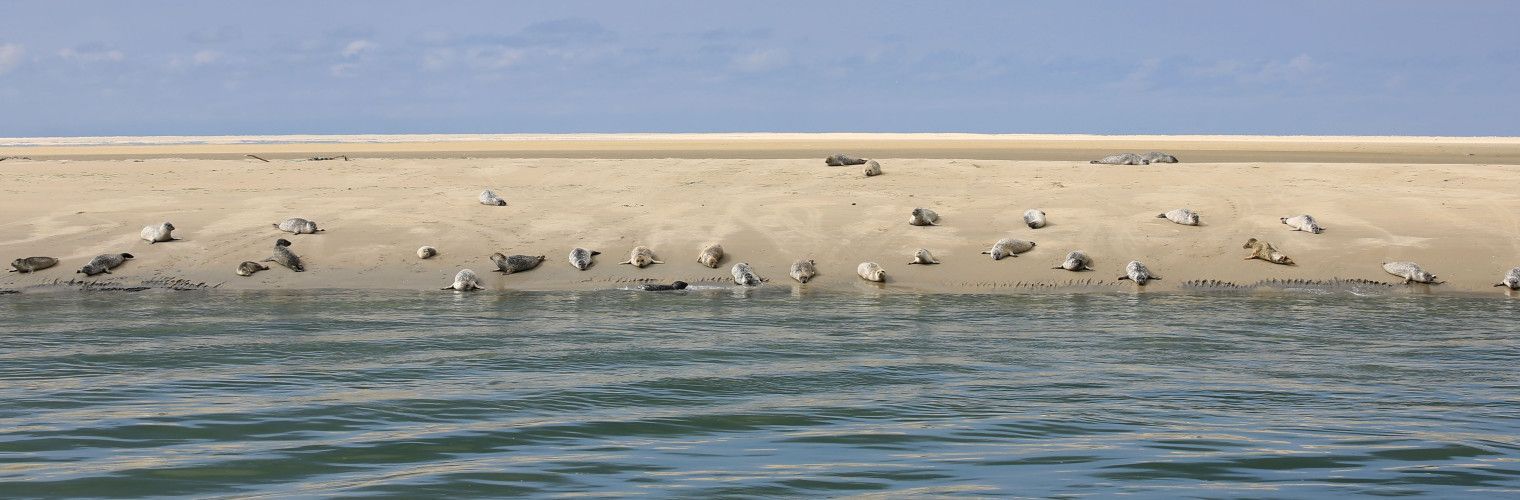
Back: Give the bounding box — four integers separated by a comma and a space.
908, 208, 940, 226
441, 269, 484, 291
825, 154, 868, 166
1496, 267, 1520, 290
732, 262, 762, 286
1383, 261, 1442, 284
77, 253, 134, 276
620, 246, 664, 268
908, 248, 940, 265
1091, 153, 1149, 165
140, 222, 178, 243
236, 261, 269, 276
1158, 208, 1201, 226
697, 244, 724, 268
1023, 209, 1047, 229
1281, 214, 1323, 234
491, 253, 545, 274
982, 238, 1035, 260
9, 256, 58, 273
1243, 238, 1294, 265
273, 218, 324, 234
1052, 250, 1093, 271
863, 160, 882, 177
790, 259, 818, 283
479, 189, 507, 206
1118, 260, 1160, 285
1140, 152, 1179, 163
857, 262, 886, 282
569, 247, 600, 270
640, 280, 688, 291
417, 246, 438, 259
264, 239, 303, 271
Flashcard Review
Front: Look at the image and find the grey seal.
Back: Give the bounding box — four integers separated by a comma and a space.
9, 256, 59, 273
1140, 152, 1179, 163
77, 253, 134, 276
619, 246, 664, 268
908, 248, 940, 265
1052, 250, 1093, 271
569, 247, 600, 270
1091, 153, 1149, 165
863, 160, 882, 177
697, 244, 724, 268
263, 238, 303, 271
479, 189, 507, 206
857, 262, 886, 282
1243, 238, 1294, 265
1157, 208, 1201, 226
236, 261, 269, 276
982, 238, 1035, 260
273, 218, 324, 234
1495, 267, 1520, 290
1383, 261, 1442, 284
640, 280, 688, 291
417, 246, 438, 259
1281, 214, 1323, 234
908, 208, 940, 226
1023, 209, 1047, 229
732, 262, 762, 286
140, 222, 178, 243
441, 269, 485, 291
490, 253, 545, 274
1117, 260, 1160, 285
825, 154, 869, 166
790, 259, 818, 283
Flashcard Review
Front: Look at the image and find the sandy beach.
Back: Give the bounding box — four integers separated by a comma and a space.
3, 134, 1519, 294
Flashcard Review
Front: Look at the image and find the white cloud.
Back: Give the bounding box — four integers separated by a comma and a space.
0, 43, 21, 74
1187, 54, 1324, 85
192, 49, 222, 65
731, 48, 790, 72
342, 39, 376, 58
58, 46, 125, 62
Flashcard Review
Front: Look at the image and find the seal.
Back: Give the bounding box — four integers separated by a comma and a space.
263, 238, 304, 271
1495, 267, 1520, 290
1157, 208, 1201, 226
1023, 209, 1047, 229
1280, 214, 1323, 234
273, 218, 324, 234
490, 253, 546, 274
863, 160, 882, 177
857, 262, 886, 282
790, 259, 818, 283
1117, 260, 1160, 285
732, 262, 762, 286
441, 269, 485, 291
417, 246, 438, 259
236, 261, 269, 276
569, 247, 600, 270
640, 280, 688, 291
1140, 152, 1179, 163
77, 253, 134, 276
908, 248, 940, 265
1052, 250, 1094, 271
697, 244, 724, 269
908, 208, 940, 226
1382, 261, 1442, 284
825, 154, 869, 166
1090, 153, 1149, 165
140, 222, 178, 243
9, 256, 59, 273
619, 246, 664, 268
1243, 238, 1294, 265
479, 189, 507, 206
982, 238, 1035, 260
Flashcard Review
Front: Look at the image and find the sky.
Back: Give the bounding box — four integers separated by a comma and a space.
1, 1, 1517, 137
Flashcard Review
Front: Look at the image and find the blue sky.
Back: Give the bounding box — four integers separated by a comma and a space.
2, 1, 1517, 137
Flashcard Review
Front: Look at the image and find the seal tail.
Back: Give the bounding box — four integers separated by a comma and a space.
1089, 160, 1100, 164
591, 251, 601, 256
1155, 214, 1166, 218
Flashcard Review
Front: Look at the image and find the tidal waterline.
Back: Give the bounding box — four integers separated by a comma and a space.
1, 289, 1517, 496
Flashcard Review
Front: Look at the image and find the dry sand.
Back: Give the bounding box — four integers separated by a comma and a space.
2, 134, 1519, 294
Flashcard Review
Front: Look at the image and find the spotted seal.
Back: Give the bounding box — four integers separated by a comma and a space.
236, 261, 269, 276
1140, 152, 1179, 163
417, 246, 438, 259
263, 239, 303, 271
479, 189, 507, 206
1243, 238, 1294, 265
1023, 209, 1047, 229
9, 256, 58, 273
789, 259, 818, 283
982, 238, 1035, 260
1280, 214, 1323, 234
1090, 153, 1149, 165
908, 208, 940, 226
908, 248, 940, 265
77, 253, 134, 276
1052, 250, 1094, 271
1157, 208, 1201, 226
857, 262, 886, 282
863, 160, 882, 177
273, 218, 324, 234
441, 269, 485, 291
640, 281, 688, 291
697, 244, 724, 268
1382, 261, 1441, 284
490, 253, 545, 274
731, 262, 762, 286
1117, 260, 1160, 285
1495, 267, 1520, 290
569, 247, 600, 270
825, 154, 868, 166
140, 222, 178, 243
619, 246, 664, 268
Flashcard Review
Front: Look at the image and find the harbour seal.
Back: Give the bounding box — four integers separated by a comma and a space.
490, 253, 545, 274
790, 259, 818, 283
273, 218, 324, 234
857, 262, 886, 282
1280, 214, 1323, 234
441, 269, 485, 291
731, 262, 762, 286
1140, 152, 1179, 163
569, 247, 600, 270
77, 253, 134, 276
1382, 261, 1442, 284
825, 154, 869, 166
1117, 260, 1160, 285
9, 256, 59, 273
236, 261, 269, 276
982, 238, 1036, 260
863, 160, 882, 177
1090, 153, 1149, 165
1052, 250, 1094, 271
908, 208, 940, 226
697, 244, 724, 268
1023, 209, 1047, 229
908, 248, 940, 265
1243, 238, 1294, 265
263, 238, 303, 271
140, 222, 178, 243
619, 246, 664, 268
1157, 208, 1201, 226
640, 280, 688, 291
479, 189, 507, 206
1495, 267, 1520, 290
417, 246, 438, 259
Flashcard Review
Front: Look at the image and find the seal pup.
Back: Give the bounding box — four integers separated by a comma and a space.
1023, 209, 1047, 229
569, 247, 600, 271
1140, 152, 1179, 163
1090, 153, 1149, 165
1117, 260, 1160, 285
863, 160, 882, 177
263, 239, 303, 272
697, 244, 724, 268
479, 189, 506, 206
908, 248, 940, 265
77, 253, 134, 276
908, 208, 940, 226
9, 256, 59, 273
982, 238, 1036, 260
619, 246, 664, 268
1052, 250, 1093, 271
1382, 261, 1442, 284
790, 259, 818, 283
1243, 238, 1294, 265
236, 261, 269, 276
1281, 214, 1323, 234
1495, 267, 1520, 290
490, 253, 546, 274
857, 262, 886, 282
140, 222, 177, 243
824, 154, 868, 166
417, 246, 438, 259
441, 269, 485, 291
731, 262, 762, 286
273, 217, 324, 234
640, 280, 688, 291
1157, 208, 1201, 226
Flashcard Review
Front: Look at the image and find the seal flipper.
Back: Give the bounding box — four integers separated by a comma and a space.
591, 251, 601, 256
651, 260, 665, 264
1117, 275, 1130, 280
1155, 213, 1167, 218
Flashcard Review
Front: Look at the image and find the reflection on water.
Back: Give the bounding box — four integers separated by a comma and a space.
1, 289, 1518, 496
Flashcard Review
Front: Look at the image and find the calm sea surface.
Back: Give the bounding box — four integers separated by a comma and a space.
2, 289, 1518, 497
